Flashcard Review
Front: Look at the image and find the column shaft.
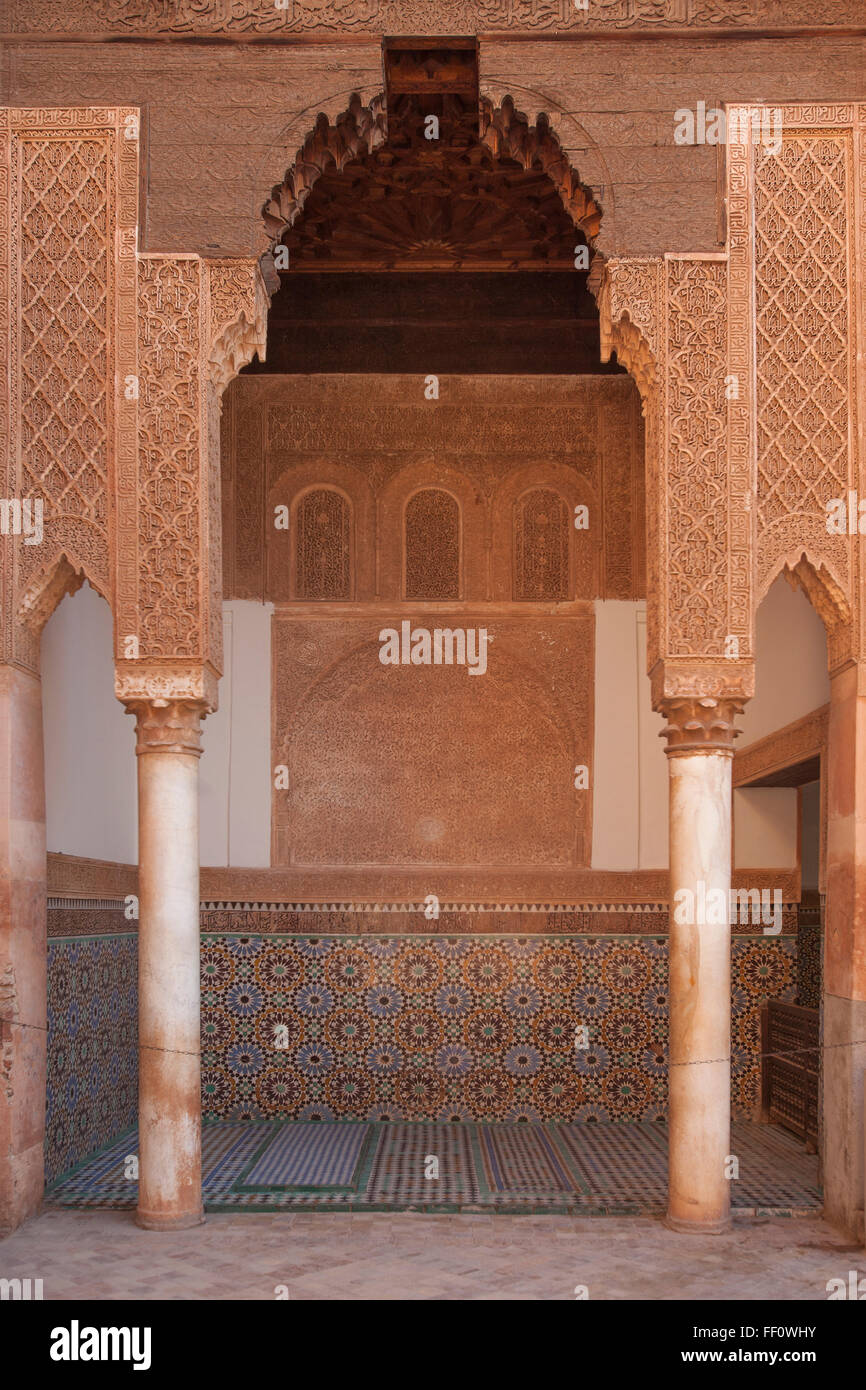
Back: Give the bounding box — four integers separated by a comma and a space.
661, 697, 739, 1235
132, 701, 205, 1231
0, 664, 46, 1234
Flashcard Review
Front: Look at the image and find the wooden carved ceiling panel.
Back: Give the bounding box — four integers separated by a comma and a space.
265, 93, 600, 274
278, 146, 581, 272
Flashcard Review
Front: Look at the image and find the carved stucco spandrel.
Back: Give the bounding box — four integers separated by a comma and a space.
727, 103, 865, 675
0, 106, 138, 672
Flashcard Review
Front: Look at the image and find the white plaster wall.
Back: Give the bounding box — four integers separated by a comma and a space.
41, 582, 137, 864
738, 574, 830, 745
199, 600, 273, 867
592, 600, 668, 870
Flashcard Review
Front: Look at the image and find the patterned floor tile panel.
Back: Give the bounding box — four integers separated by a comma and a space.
44, 1120, 821, 1215
237, 1122, 372, 1191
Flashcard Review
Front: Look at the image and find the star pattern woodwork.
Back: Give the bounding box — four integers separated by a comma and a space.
267, 94, 598, 273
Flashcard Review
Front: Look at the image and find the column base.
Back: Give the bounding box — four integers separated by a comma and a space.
664, 1210, 732, 1236
135, 1207, 206, 1232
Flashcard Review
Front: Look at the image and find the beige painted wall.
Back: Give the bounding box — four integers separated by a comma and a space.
41, 589, 273, 869
733, 575, 834, 878
731, 574, 828, 877
734, 787, 799, 870
738, 575, 829, 745
592, 600, 668, 871
40, 587, 814, 875
41, 582, 137, 865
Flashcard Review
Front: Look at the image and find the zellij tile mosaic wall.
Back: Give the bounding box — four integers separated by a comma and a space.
200, 934, 797, 1124
44, 924, 799, 1182
46, 935, 138, 1183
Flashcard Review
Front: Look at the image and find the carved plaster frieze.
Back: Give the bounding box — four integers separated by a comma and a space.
114, 662, 219, 713
128, 252, 223, 684
733, 704, 828, 787
8, 0, 866, 36
594, 252, 756, 707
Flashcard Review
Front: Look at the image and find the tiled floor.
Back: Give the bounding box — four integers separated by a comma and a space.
1, 1208, 861, 1300
45, 1119, 821, 1215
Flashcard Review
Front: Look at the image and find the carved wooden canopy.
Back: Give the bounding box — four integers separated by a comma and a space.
263, 93, 601, 271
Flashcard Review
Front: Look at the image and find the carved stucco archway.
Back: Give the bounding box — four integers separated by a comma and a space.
3, 97, 866, 1238
0, 104, 860, 764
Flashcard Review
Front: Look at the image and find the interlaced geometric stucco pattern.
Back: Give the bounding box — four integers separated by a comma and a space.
754, 134, 852, 602
665, 259, 728, 656
17, 136, 111, 614
137, 257, 203, 658
19, 139, 108, 526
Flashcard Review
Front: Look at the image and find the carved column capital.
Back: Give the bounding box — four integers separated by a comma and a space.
658, 696, 743, 757
124, 699, 208, 757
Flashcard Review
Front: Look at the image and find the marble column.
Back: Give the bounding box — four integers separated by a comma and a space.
128, 699, 206, 1231
661, 697, 740, 1234
822, 662, 866, 1243
0, 664, 46, 1234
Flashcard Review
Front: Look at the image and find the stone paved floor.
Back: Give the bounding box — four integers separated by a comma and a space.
1, 1208, 863, 1300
